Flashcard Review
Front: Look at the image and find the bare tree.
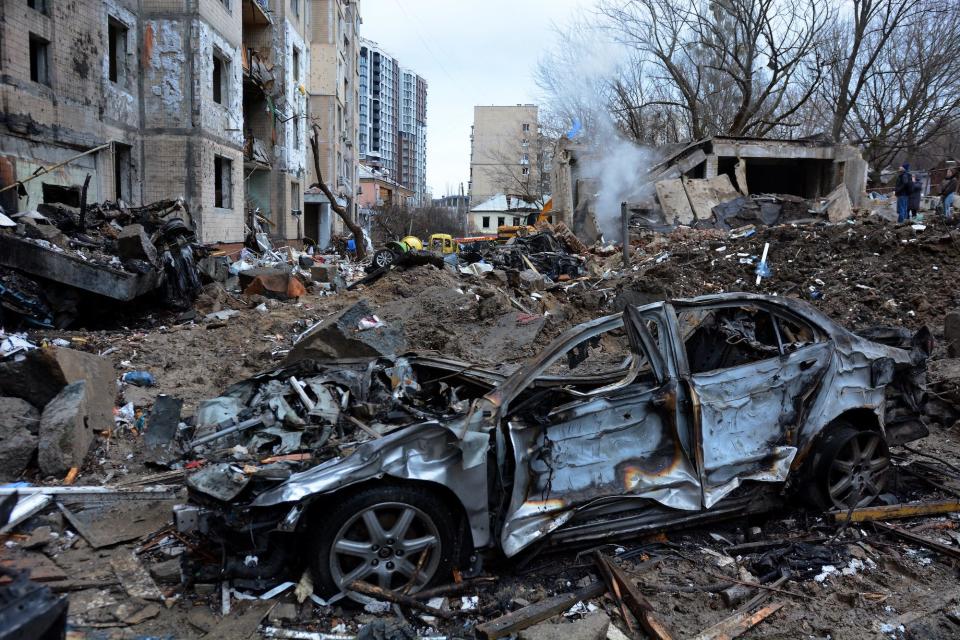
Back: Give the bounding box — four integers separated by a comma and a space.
309, 126, 366, 259
598, 0, 832, 139
369, 205, 462, 245
847, 2, 960, 176
816, 0, 922, 143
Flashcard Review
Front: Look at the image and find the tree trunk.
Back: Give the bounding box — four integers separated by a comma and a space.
309, 127, 366, 260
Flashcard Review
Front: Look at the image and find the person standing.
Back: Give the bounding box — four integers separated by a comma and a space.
908, 173, 923, 219
895, 164, 912, 223
940, 168, 958, 222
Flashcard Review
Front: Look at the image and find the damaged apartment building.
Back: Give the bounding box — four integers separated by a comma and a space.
0, 0, 360, 248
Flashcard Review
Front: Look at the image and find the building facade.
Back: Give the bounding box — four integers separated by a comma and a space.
358, 39, 426, 206
305, 0, 361, 248
468, 104, 545, 210
0, 0, 357, 249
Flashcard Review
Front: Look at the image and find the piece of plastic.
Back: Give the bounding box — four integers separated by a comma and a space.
122, 371, 156, 387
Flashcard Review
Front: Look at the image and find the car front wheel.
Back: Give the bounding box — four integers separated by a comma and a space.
309, 485, 457, 597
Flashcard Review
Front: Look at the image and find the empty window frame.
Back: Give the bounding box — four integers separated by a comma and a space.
290, 0, 299, 17
522, 123, 530, 132
214, 156, 233, 208
481, 216, 490, 228
29, 34, 50, 85
108, 19, 128, 84
497, 216, 505, 226
28, 0, 48, 14
521, 167, 530, 176
679, 306, 783, 374
290, 181, 300, 215
292, 46, 300, 82
212, 51, 228, 104
113, 143, 132, 203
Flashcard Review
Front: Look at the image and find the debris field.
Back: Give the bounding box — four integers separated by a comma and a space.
4, 209, 960, 640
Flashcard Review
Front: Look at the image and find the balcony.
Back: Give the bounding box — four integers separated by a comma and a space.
242, 0, 272, 27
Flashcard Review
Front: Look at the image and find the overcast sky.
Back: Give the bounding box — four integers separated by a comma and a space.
360, 0, 589, 198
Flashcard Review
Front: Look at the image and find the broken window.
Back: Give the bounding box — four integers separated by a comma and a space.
290, 181, 300, 215
292, 46, 300, 82
214, 156, 232, 208
113, 143, 132, 203
219, 0, 230, 9
679, 306, 781, 374
513, 217, 520, 225
212, 51, 228, 104
497, 216, 505, 226
522, 123, 530, 132
481, 216, 490, 228
775, 313, 818, 354
29, 34, 50, 86
28, 0, 47, 14
521, 167, 530, 176
108, 19, 127, 84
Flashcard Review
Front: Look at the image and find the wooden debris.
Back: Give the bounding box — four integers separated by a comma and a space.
873, 521, 960, 560
832, 500, 960, 523
347, 580, 454, 619
64, 467, 79, 485
599, 555, 675, 640
412, 576, 497, 600
475, 581, 607, 639
0, 553, 67, 582
691, 602, 785, 640
735, 575, 787, 614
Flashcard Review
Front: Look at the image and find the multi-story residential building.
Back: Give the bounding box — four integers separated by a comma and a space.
305, 0, 361, 248
0, 0, 344, 249
358, 39, 426, 206
468, 104, 547, 211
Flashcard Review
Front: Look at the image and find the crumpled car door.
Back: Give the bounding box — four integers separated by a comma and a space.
499, 309, 701, 557
684, 306, 833, 507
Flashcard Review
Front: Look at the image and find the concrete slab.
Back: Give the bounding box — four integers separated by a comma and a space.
655, 178, 694, 225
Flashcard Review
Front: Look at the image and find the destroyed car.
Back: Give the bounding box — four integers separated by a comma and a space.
176, 293, 929, 597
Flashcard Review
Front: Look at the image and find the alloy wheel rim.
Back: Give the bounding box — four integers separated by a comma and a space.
828, 431, 889, 508
329, 501, 441, 593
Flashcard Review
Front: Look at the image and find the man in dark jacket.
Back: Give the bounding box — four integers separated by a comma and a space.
908, 174, 923, 218
941, 168, 958, 222
895, 164, 912, 223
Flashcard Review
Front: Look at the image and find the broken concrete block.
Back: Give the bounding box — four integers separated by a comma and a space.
310, 264, 338, 283
238, 267, 289, 291
683, 174, 740, 221
149, 558, 183, 585
656, 178, 694, 225
117, 224, 158, 264
485, 269, 509, 286
268, 602, 299, 623
283, 300, 405, 364
38, 381, 94, 477
945, 310, 960, 358
196, 256, 231, 283
519, 612, 610, 640
823, 184, 853, 223
0, 396, 41, 435
0, 426, 39, 482
0, 347, 115, 433
518, 269, 545, 292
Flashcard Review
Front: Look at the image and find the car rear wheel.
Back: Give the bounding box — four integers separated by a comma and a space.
813, 423, 890, 510
309, 485, 457, 598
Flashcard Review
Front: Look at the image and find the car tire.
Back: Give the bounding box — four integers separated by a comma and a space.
808, 421, 890, 510
308, 485, 458, 598
372, 248, 396, 269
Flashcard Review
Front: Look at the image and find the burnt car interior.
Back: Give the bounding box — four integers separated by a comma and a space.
679, 305, 819, 373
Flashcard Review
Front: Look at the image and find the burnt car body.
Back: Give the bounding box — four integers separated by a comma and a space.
176, 293, 929, 595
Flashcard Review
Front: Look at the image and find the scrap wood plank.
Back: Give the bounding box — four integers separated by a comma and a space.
873, 522, 960, 560
0, 553, 67, 582
111, 551, 164, 602
474, 581, 607, 639
832, 500, 960, 523
602, 556, 675, 640
690, 602, 785, 640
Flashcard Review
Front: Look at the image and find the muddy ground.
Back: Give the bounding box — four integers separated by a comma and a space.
8, 215, 960, 639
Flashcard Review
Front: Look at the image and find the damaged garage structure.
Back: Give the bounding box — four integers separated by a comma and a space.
551, 135, 868, 235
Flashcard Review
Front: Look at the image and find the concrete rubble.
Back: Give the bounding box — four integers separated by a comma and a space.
4, 190, 960, 640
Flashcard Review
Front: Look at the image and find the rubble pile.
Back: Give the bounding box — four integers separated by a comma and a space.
0, 198, 204, 327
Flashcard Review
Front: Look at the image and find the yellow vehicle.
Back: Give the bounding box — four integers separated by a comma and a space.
427, 233, 458, 255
